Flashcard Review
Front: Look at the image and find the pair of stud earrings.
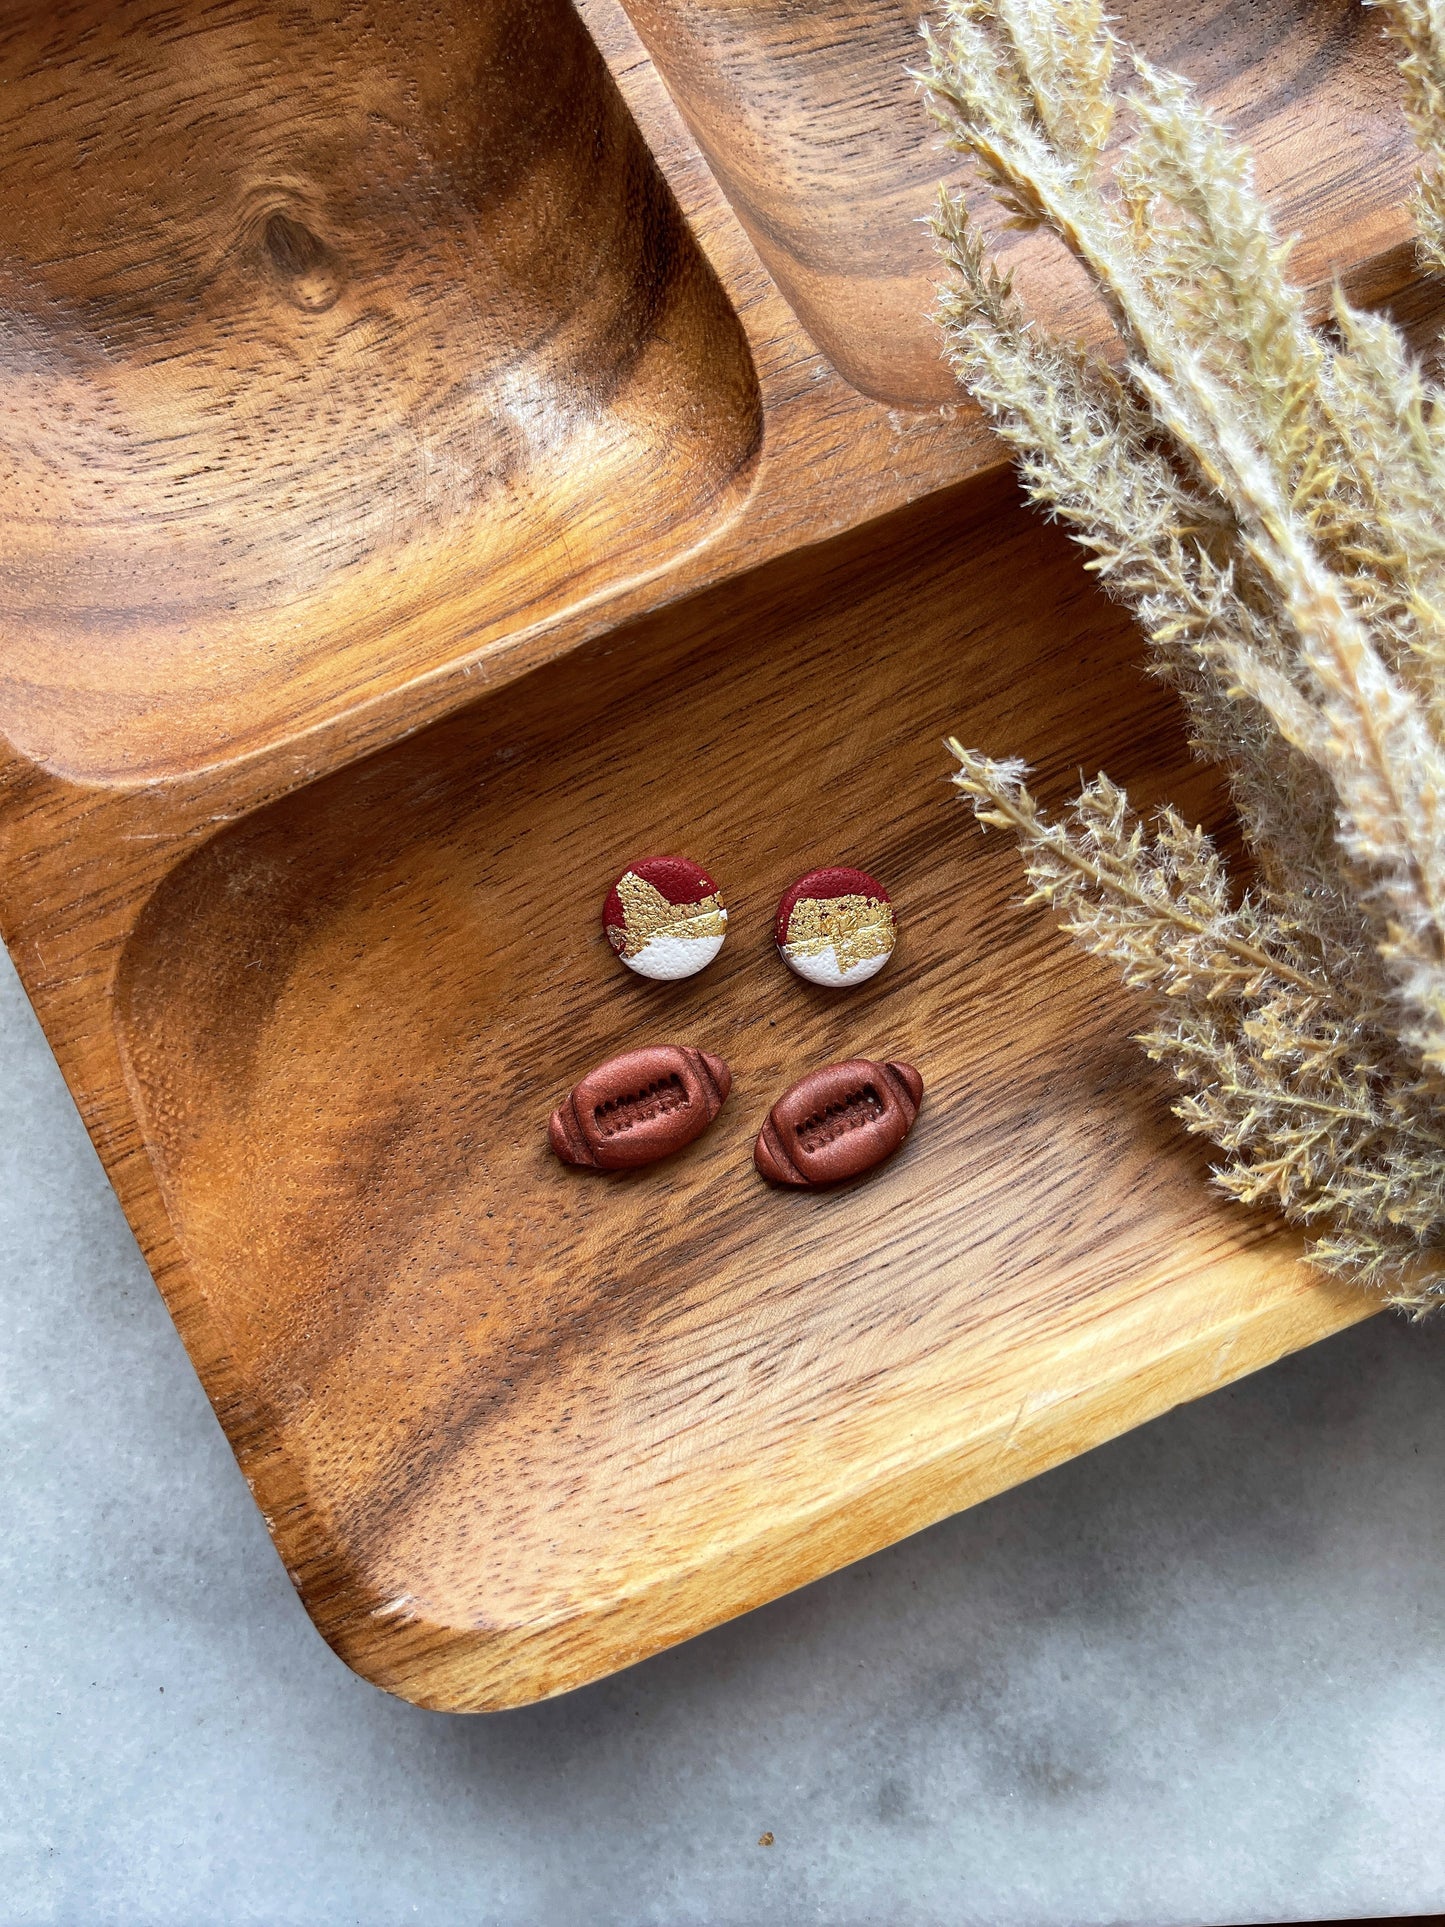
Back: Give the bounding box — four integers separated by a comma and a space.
601, 855, 896, 990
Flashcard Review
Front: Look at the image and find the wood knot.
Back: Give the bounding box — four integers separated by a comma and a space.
262, 212, 340, 313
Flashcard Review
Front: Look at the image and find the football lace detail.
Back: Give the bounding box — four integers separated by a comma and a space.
794, 1082, 884, 1154
593, 1073, 690, 1138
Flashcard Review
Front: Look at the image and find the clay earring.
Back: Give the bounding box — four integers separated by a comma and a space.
775, 867, 895, 987
754, 1058, 923, 1187
603, 855, 728, 981
550, 1045, 732, 1169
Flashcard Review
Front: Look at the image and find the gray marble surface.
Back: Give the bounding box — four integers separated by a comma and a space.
2, 942, 1443, 1927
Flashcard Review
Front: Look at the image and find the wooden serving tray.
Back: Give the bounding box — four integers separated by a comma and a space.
0, 0, 1413, 1709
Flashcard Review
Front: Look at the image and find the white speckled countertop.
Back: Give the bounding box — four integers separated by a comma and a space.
3, 945, 1443, 1927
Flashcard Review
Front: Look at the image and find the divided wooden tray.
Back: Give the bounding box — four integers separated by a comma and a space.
0, 0, 1415, 1709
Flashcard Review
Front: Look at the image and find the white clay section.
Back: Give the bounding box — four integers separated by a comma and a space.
621, 921, 727, 981
781, 942, 891, 988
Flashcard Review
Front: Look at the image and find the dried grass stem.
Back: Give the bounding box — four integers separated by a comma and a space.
928, 0, 1445, 1304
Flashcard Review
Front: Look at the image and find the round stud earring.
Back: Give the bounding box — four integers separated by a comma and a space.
775, 866, 895, 988
603, 855, 728, 981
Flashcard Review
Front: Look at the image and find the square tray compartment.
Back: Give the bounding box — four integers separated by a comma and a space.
0, 0, 758, 781
616, 0, 1416, 404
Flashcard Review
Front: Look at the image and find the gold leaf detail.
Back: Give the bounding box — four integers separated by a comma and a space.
609, 871, 726, 959
783, 894, 895, 974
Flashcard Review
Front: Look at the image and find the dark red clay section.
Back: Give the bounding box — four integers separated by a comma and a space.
603, 855, 723, 951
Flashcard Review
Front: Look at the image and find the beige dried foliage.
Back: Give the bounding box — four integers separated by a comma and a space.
924, 0, 1445, 1306
1380, 0, 1445, 271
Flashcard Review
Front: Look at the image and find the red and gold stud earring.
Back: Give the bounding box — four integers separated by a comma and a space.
775, 866, 895, 988
603, 855, 728, 982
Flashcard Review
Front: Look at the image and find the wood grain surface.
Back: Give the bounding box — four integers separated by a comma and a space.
620, 0, 1416, 404
114, 475, 1366, 1708
0, 0, 1413, 1709
0, 0, 759, 780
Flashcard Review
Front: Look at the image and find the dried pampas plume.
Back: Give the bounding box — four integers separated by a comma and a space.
923, 0, 1445, 1306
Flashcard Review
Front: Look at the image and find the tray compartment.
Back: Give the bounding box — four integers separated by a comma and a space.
0, 0, 759, 781
113, 476, 1332, 1708
616, 0, 1415, 406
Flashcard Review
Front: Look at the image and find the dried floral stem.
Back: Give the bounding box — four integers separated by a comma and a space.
944, 737, 1324, 997
1376, 0, 1445, 273
926, 1, 1445, 1306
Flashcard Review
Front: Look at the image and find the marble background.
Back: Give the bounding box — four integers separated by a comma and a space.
3, 945, 1443, 1927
